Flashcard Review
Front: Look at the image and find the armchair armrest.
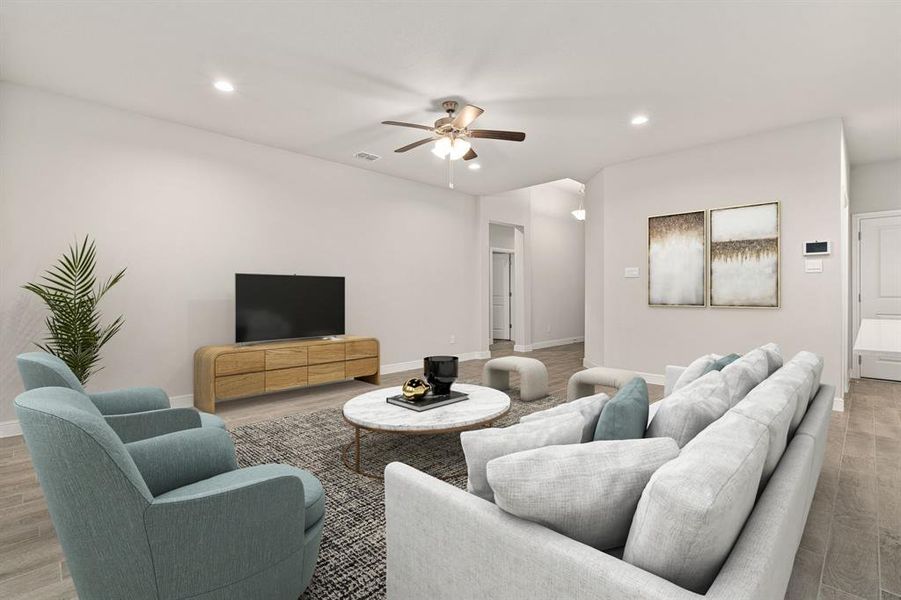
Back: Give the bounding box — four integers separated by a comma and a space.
90, 386, 170, 415
144, 465, 307, 600
126, 428, 237, 496
105, 407, 202, 443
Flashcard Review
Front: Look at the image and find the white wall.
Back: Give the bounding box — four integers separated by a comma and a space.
850, 159, 901, 214
478, 183, 585, 351
584, 119, 845, 390
529, 183, 585, 345
0, 83, 483, 422
489, 223, 515, 250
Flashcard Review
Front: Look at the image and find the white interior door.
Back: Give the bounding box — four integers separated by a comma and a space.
859, 214, 901, 380
491, 252, 512, 340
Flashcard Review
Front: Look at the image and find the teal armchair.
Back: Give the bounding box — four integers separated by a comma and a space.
15, 386, 324, 600
17, 351, 226, 442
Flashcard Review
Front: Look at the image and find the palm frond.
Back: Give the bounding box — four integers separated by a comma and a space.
23, 235, 126, 385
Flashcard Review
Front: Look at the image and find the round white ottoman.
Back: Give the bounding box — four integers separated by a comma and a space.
566, 367, 637, 401
481, 356, 549, 402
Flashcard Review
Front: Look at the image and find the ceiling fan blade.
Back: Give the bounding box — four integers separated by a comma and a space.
469, 129, 526, 142
462, 148, 478, 161
452, 105, 484, 129
382, 120, 434, 131
394, 137, 435, 153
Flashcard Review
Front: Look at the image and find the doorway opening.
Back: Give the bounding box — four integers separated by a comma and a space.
852, 209, 901, 382
489, 223, 519, 348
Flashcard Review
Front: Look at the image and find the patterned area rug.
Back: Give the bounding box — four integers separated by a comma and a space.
231, 385, 562, 600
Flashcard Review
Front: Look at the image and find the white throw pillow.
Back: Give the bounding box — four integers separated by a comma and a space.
720, 348, 769, 407
519, 393, 610, 443
646, 371, 730, 447
487, 438, 679, 550
672, 354, 719, 392
460, 413, 583, 502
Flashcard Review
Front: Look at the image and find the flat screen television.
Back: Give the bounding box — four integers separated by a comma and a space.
235, 274, 345, 343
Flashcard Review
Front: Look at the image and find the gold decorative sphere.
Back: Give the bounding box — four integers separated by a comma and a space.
402, 377, 430, 400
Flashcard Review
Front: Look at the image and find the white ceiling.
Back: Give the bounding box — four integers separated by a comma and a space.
1, 1, 898, 195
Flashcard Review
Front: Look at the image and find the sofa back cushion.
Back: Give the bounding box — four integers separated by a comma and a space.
460, 413, 583, 502
792, 351, 824, 404
593, 377, 649, 441
720, 349, 768, 407
760, 342, 784, 376
520, 393, 610, 443
645, 370, 730, 447
672, 354, 718, 392
623, 411, 768, 593
487, 438, 679, 550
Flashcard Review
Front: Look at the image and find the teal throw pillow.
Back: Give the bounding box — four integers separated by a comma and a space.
593, 377, 649, 441
702, 353, 741, 375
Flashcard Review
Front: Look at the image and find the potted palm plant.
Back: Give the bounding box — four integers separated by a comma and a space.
24, 236, 126, 385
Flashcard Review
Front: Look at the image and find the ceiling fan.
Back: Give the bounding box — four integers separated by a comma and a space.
382, 100, 526, 162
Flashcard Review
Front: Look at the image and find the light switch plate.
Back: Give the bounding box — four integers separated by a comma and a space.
624, 267, 640, 278
805, 259, 823, 273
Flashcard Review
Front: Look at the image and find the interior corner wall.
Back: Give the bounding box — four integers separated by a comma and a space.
0, 83, 482, 423
585, 119, 845, 389
583, 171, 604, 367
850, 159, 901, 214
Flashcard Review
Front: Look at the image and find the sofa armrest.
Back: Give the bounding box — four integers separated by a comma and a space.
664, 365, 686, 396
144, 465, 307, 600
384, 462, 701, 600
90, 386, 170, 415
105, 407, 202, 443
126, 428, 237, 496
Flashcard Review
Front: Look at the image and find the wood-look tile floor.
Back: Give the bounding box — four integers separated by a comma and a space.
0, 342, 898, 599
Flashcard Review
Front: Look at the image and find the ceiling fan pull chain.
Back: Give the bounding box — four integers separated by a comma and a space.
448, 155, 454, 189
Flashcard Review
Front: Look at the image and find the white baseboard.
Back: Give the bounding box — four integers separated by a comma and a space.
380, 351, 492, 375
833, 397, 844, 412
0, 420, 22, 438
530, 336, 584, 351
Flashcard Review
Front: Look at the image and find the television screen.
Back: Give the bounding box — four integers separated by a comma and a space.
235, 274, 345, 343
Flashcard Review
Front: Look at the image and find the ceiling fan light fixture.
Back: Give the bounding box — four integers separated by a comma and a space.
431, 136, 452, 158
448, 138, 471, 161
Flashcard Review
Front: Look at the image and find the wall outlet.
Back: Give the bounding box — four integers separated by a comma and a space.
624, 267, 640, 278
449, 334, 456, 344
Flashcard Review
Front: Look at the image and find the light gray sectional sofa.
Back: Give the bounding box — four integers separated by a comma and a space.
385, 348, 832, 600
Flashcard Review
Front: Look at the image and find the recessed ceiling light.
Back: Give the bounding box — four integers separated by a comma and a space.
213, 80, 235, 93
631, 114, 650, 126
468, 163, 481, 170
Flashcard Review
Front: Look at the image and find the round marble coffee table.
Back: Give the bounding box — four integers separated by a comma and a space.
341, 383, 511, 479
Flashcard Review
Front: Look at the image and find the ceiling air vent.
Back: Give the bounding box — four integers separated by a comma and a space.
354, 151, 381, 162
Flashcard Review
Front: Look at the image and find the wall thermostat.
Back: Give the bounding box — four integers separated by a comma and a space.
803, 241, 830, 256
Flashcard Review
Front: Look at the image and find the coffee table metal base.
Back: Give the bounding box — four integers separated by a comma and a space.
340, 419, 502, 480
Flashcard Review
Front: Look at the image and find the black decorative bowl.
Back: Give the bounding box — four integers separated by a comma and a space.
423, 355, 458, 396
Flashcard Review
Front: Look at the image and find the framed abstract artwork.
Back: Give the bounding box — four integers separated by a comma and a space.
648, 210, 707, 307
709, 201, 780, 308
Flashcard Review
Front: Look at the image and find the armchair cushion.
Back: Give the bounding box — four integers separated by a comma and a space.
199, 411, 227, 430
104, 407, 202, 444
145, 464, 318, 599
156, 464, 326, 530
89, 386, 170, 415
126, 428, 238, 496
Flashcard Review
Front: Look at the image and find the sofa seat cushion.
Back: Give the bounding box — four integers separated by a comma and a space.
623, 411, 769, 594
720, 349, 768, 407
645, 370, 730, 447
460, 413, 583, 502
520, 393, 610, 443
487, 438, 679, 550
594, 377, 649, 441
672, 354, 718, 392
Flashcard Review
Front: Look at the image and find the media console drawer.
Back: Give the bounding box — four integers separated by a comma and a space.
195, 336, 380, 412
